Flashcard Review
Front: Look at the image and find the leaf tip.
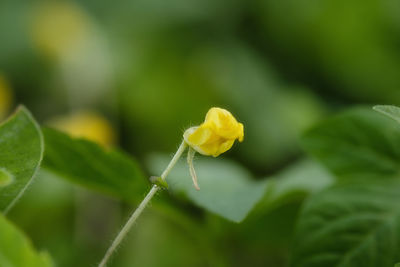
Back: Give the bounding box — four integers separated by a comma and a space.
372, 105, 382, 111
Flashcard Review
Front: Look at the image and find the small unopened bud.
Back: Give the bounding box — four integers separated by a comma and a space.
149, 176, 169, 189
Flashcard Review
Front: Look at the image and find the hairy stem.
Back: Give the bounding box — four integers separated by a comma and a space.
98, 141, 187, 267
187, 147, 200, 190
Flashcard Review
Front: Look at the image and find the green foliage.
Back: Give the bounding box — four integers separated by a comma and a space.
374, 105, 400, 124
148, 154, 267, 222
302, 107, 400, 179
113, 210, 213, 267
0, 168, 13, 187
0, 106, 44, 213
0, 213, 52, 267
258, 159, 334, 212
291, 179, 400, 267
3, 0, 400, 265
42, 128, 148, 203
255, 0, 400, 104
232, 160, 334, 266
291, 106, 400, 267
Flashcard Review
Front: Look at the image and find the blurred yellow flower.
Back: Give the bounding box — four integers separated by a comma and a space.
0, 75, 13, 120
30, 2, 90, 57
48, 111, 116, 147
184, 107, 244, 157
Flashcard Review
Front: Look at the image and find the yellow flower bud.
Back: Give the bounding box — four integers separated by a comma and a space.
184, 107, 244, 157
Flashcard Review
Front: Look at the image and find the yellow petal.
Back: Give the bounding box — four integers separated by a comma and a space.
237, 122, 244, 142
183, 107, 244, 157
194, 140, 220, 157
185, 126, 213, 146
204, 107, 242, 140
214, 139, 235, 157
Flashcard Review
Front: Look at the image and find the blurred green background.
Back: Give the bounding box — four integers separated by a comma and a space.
1, 0, 399, 266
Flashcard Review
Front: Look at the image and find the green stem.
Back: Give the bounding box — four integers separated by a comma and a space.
98, 141, 187, 267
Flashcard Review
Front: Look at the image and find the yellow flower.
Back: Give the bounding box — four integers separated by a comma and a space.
47, 111, 116, 147
184, 107, 244, 157
30, 2, 91, 57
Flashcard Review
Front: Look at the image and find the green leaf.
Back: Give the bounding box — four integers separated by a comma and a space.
258, 159, 334, 212
42, 128, 147, 203
302, 107, 400, 178
147, 154, 267, 223
291, 179, 400, 267
373, 105, 400, 124
0, 168, 13, 187
0, 106, 44, 213
0, 213, 52, 267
